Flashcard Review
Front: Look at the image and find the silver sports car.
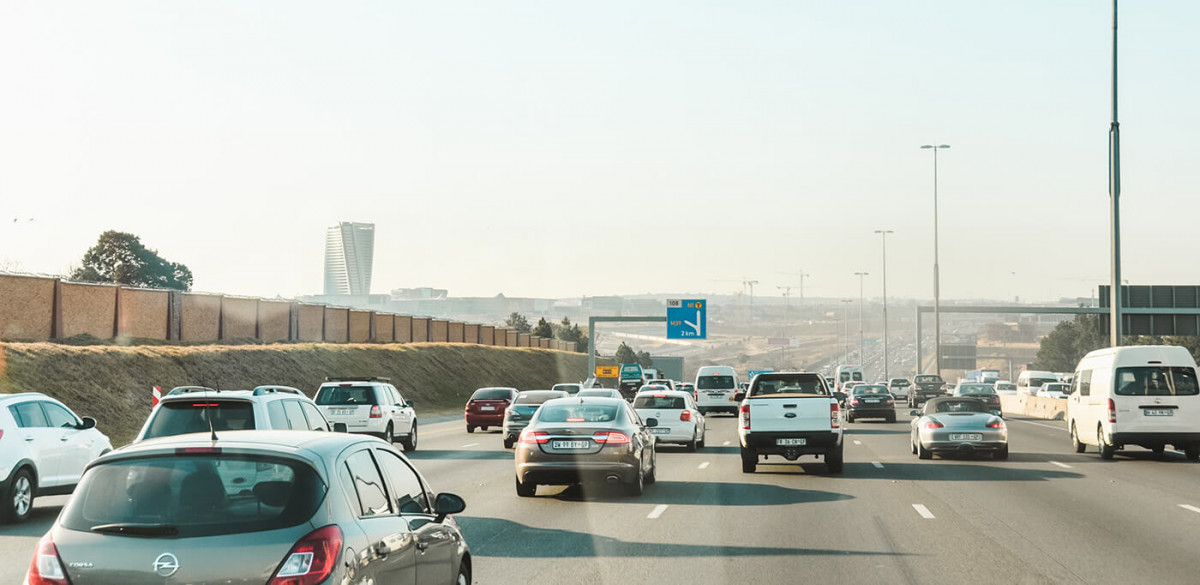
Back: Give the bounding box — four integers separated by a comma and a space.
910, 397, 1008, 460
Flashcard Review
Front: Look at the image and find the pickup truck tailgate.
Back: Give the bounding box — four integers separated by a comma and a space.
747, 394, 833, 432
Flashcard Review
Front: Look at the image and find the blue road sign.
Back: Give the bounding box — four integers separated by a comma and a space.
667, 299, 706, 339
748, 369, 774, 379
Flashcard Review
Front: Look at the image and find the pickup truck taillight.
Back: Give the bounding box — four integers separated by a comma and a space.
739, 403, 750, 430
830, 401, 839, 429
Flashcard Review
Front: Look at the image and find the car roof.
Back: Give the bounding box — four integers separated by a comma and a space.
108, 430, 377, 461
542, 396, 628, 406
0, 392, 50, 404
634, 390, 690, 398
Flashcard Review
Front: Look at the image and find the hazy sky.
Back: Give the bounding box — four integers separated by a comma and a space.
2, 1, 1199, 303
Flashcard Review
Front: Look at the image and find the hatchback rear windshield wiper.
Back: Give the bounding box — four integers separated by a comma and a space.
90, 523, 180, 537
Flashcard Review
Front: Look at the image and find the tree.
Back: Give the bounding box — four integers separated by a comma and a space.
505, 312, 531, 334
70, 231, 193, 291
636, 349, 654, 369
532, 317, 554, 338
1034, 315, 1107, 372
614, 342, 637, 364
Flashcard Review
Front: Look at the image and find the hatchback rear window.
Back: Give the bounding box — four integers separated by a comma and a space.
61, 455, 325, 538
471, 389, 513, 401
537, 404, 619, 423
698, 376, 734, 390
143, 401, 256, 440
1115, 367, 1200, 396
316, 386, 377, 405
633, 396, 686, 409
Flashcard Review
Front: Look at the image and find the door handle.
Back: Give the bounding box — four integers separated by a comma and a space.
60, 436, 70, 442
25, 437, 34, 442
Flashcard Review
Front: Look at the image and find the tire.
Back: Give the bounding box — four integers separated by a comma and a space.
740, 447, 757, 473
1185, 446, 1200, 461
1, 468, 34, 524
625, 465, 644, 497
456, 560, 470, 585
846, 413, 854, 423
686, 431, 697, 452
515, 476, 536, 497
994, 445, 1009, 460
1097, 427, 1115, 460
645, 452, 657, 485
917, 440, 932, 460
466, 425, 475, 434
910, 435, 918, 454
1070, 423, 1086, 453
887, 413, 896, 424
503, 437, 515, 449
1152, 445, 1166, 456
698, 407, 707, 416
382, 424, 394, 443
826, 444, 844, 474
399, 422, 418, 451
697, 429, 706, 449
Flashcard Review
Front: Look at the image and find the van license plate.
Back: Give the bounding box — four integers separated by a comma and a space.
949, 433, 983, 441
552, 441, 591, 449
1144, 409, 1174, 417
776, 438, 806, 446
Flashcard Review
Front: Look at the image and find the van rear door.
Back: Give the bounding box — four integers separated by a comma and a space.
1111, 366, 1199, 435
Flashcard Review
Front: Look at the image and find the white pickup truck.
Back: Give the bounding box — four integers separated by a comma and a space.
736, 372, 843, 473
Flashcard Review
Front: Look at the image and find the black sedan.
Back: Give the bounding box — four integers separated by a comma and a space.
845, 384, 896, 423
952, 383, 1002, 416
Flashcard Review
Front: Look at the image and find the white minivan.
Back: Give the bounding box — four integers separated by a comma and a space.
1066, 345, 1200, 460
695, 365, 739, 415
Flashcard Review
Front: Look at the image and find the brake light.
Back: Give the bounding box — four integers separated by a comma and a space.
986, 419, 1005, 429
594, 431, 631, 444
680, 410, 692, 422
830, 401, 839, 429
740, 403, 751, 430
369, 405, 382, 419
175, 447, 222, 455
24, 533, 69, 585
1107, 398, 1117, 424
566, 418, 585, 423
269, 525, 343, 585
850, 397, 860, 406
925, 421, 945, 429
519, 430, 550, 444
191, 403, 219, 407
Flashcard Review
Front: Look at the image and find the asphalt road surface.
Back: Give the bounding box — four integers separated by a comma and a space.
5, 413, 1200, 584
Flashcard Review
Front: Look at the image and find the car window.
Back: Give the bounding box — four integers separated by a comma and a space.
300, 401, 330, 431
1114, 367, 1200, 396
10, 402, 49, 428
624, 403, 642, 426
538, 404, 619, 423
514, 391, 566, 404
471, 389, 515, 400
697, 376, 735, 390
632, 395, 686, 409
41, 402, 79, 428
755, 374, 827, 396
316, 385, 374, 405
1076, 370, 1092, 397
374, 449, 430, 515
143, 401, 256, 439
390, 385, 406, 406
267, 401, 289, 429
282, 400, 308, 430
344, 450, 391, 517
853, 385, 889, 395
932, 400, 985, 414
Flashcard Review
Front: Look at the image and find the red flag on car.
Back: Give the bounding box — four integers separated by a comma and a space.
152, 385, 162, 407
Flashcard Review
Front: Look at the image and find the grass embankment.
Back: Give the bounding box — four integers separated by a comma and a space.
0, 342, 596, 447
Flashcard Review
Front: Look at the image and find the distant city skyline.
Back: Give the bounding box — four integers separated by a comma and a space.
324, 222, 375, 296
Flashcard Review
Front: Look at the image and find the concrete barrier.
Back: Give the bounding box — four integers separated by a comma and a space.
448, 321, 465, 343
518, 333, 531, 347
297, 304, 325, 342
118, 287, 168, 339
221, 297, 258, 340
257, 301, 291, 342
376, 313, 394, 342
0, 274, 55, 340
464, 323, 480, 344
1000, 394, 1067, 421
324, 308, 349, 343
61, 282, 117, 339
181, 294, 221, 342
479, 325, 494, 346
430, 320, 449, 343
412, 318, 430, 343
395, 315, 413, 343
506, 330, 518, 347
348, 310, 371, 343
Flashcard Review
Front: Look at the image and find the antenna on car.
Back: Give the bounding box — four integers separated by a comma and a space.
197, 377, 219, 441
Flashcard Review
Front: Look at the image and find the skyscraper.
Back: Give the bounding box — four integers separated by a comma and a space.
324, 222, 375, 296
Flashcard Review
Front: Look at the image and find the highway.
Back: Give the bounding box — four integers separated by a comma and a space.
5, 412, 1200, 584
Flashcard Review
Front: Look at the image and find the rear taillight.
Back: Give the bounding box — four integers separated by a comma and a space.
680, 410, 692, 422
269, 525, 342, 585
986, 419, 1005, 429
1107, 398, 1117, 424
925, 421, 945, 429
740, 403, 751, 430
830, 401, 839, 429
369, 405, 382, 419
519, 430, 550, 444
24, 533, 68, 585
850, 397, 860, 406
594, 431, 631, 444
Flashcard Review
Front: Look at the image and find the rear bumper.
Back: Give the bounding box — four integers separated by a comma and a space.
517, 460, 639, 485
922, 440, 1007, 453
1110, 432, 1200, 447
741, 431, 841, 455
465, 413, 504, 426
848, 406, 894, 417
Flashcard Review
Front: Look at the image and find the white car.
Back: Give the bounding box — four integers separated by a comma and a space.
888, 378, 912, 399
994, 381, 1018, 395
0, 393, 112, 523
635, 384, 671, 394
1038, 382, 1071, 399
135, 385, 340, 442
632, 390, 705, 450
314, 377, 418, 450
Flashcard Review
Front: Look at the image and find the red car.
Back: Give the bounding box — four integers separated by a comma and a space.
465, 387, 519, 432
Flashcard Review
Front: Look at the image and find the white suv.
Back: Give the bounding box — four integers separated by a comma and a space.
134, 385, 340, 443
0, 393, 112, 523
314, 377, 418, 451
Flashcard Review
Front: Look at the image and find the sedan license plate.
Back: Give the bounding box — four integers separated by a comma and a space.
651, 427, 670, 435
949, 433, 983, 441
551, 440, 591, 449
480, 406, 496, 411
776, 438, 806, 446
864, 399, 880, 404
1144, 409, 1174, 417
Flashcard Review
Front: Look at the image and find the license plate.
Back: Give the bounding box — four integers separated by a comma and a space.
865, 399, 880, 404
480, 406, 495, 411
551, 440, 591, 449
776, 438, 806, 446
651, 428, 670, 435
332, 408, 353, 416
949, 433, 983, 441
707, 392, 724, 396
1144, 409, 1175, 417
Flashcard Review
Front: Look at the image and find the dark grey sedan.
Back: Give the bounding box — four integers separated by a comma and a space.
24, 431, 471, 585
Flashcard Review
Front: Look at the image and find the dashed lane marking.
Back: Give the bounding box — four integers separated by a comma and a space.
1179, 504, 1200, 515
912, 504, 936, 519
871, 461, 884, 469
698, 462, 710, 470
648, 505, 669, 519
853, 440, 863, 445
1049, 461, 1072, 469
1008, 419, 1066, 431
461, 443, 479, 448
723, 441, 731, 446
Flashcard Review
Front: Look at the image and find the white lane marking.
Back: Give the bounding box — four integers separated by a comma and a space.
461, 443, 479, 448
871, 461, 884, 469
698, 462, 710, 470
853, 440, 863, 445
1049, 461, 1072, 469
1008, 419, 1066, 431
1179, 504, 1200, 514
723, 441, 731, 446
912, 504, 936, 519
647, 505, 669, 519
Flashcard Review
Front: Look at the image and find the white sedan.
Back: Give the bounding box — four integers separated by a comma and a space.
633, 390, 706, 451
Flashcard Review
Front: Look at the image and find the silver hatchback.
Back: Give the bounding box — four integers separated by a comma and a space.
25, 431, 471, 585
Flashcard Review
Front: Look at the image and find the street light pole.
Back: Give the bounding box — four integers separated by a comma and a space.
920, 143, 950, 375
854, 272, 869, 373
875, 230, 894, 381
1108, 0, 1123, 347
840, 299, 854, 364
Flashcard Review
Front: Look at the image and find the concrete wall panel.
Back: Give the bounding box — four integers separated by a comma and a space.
221, 297, 258, 340
324, 308, 349, 343
181, 294, 221, 342
348, 310, 371, 343
448, 321, 465, 343
297, 304, 324, 342
375, 313, 394, 342
430, 320, 449, 342
464, 323, 479, 344
411, 318, 430, 342
0, 274, 54, 340
518, 333, 531, 347
118, 288, 168, 340
258, 300, 291, 342
61, 283, 117, 339
479, 325, 494, 346
506, 330, 518, 347
395, 316, 413, 343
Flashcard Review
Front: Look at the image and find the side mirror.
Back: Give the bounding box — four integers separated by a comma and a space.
734, 392, 746, 402
78, 416, 97, 430
433, 492, 466, 523
909, 410, 921, 417
333, 422, 349, 433
645, 418, 658, 428
406, 400, 415, 408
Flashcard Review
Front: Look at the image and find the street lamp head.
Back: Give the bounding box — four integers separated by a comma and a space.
874, 229, 894, 235
921, 144, 951, 150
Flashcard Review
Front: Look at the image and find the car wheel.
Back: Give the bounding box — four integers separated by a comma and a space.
685, 431, 697, 452
697, 428, 706, 449
887, 413, 896, 423
917, 440, 932, 460
503, 436, 515, 449
740, 447, 757, 473
515, 476, 536, 497
382, 424, 394, 443
456, 560, 471, 585
994, 445, 1009, 460
826, 444, 844, 474
1097, 427, 1115, 460
2, 468, 34, 524
1185, 445, 1200, 461
698, 407, 707, 415
846, 413, 854, 423
645, 452, 657, 485
910, 435, 918, 454
466, 425, 475, 434
400, 423, 418, 451
1152, 445, 1166, 457
625, 466, 645, 497
1070, 423, 1085, 453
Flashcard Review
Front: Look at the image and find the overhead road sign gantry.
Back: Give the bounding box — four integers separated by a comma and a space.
667, 299, 707, 340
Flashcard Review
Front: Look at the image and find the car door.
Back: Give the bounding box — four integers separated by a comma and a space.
374, 448, 457, 584
8, 401, 66, 486
624, 404, 652, 474
389, 385, 413, 432
40, 402, 93, 483
299, 401, 331, 431
342, 449, 418, 585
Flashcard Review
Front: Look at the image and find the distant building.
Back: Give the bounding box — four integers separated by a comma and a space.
324, 222, 375, 296
391, 287, 449, 301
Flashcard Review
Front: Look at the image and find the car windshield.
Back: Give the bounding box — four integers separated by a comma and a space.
697, 376, 735, 390
60, 455, 325, 538
471, 389, 513, 400
997, 383, 1017, 390
315, 386, 376, 405
514, 391, 567, 404
1114, 367, 1200, 396
853, 385, 890, 395
552, 384, 582, 393
143, 401, 256, 439
537, 404, 620, 424
915, 376, 943, 383
633, 395, 686, 409
932, 400, 986, 414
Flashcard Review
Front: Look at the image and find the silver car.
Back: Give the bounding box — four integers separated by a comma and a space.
25, 431, 471, 585
910, 397, 1009, 460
